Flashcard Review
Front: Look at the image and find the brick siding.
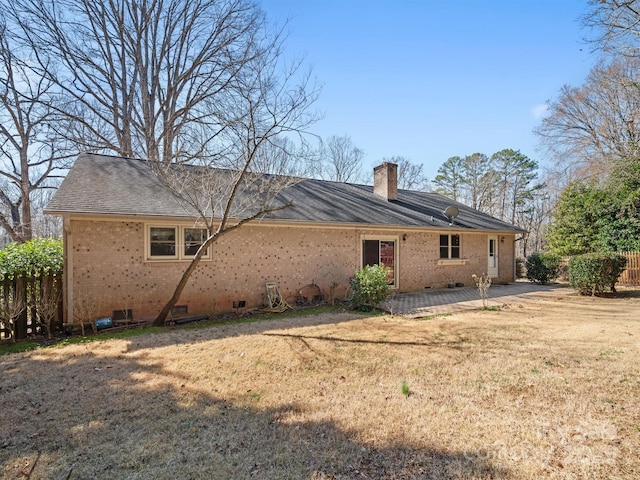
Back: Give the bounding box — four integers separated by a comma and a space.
68, 219, 515, 319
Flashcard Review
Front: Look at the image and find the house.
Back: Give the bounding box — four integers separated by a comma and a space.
45, 153, 525, 322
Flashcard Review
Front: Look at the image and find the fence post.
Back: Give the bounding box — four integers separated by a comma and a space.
617, 251, 640, 286
15, 277, 27, 340
55, 276, 64, 332
0, 280, 8, 340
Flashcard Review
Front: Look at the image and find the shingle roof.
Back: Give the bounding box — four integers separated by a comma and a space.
45, 153, 524, 232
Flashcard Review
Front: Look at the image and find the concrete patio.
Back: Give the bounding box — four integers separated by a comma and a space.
388, 282, 572, 318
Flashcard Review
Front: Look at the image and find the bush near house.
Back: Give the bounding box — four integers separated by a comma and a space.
349, 264, 393, 311
568, 252, 627, 296
0, 238, 64, 341
525, 253, 561, 285
0, 237, 63, 279
515, 257, 526, 279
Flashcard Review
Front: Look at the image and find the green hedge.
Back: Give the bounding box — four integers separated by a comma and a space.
568, 252, 627, 296
525, 253, 561, 285
0, 238, 63, 280
349, 264, 393, 310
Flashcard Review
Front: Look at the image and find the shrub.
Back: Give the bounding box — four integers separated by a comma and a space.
349, 264, 392, 310
515, 257, 526, 279
557, 259, 570, 282
568, 252, 627, 296
0, 238, 63, 280
525, 252, 561, 285
472, 273, 492, 308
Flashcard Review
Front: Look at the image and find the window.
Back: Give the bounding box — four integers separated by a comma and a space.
439, 234, 460, 259
147, 225, 210, 260
184, 228, 208, 256
150, 227, 177, 258
362, 237, 397, 287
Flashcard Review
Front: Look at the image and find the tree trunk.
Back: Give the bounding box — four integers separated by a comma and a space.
153, 247, 208, 326
152, 203, 292, 326
20, 164, 33, 241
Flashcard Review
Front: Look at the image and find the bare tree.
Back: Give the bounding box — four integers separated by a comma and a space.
583, 0, 640, 58
0, 283, 25, 343
536, 57, 640, 179
29, 187, 62, 238
73, 291, 101, 336
0, 20, 66, 242
250, 136, 316, 178
151, 160, 308, 325
514, 188, 554, 258
10, 0, 305, 165
6, 0, 320, 324
34, 275, 61, 339
148, 12, 319, 325
383, 156, 430, 191
321, 134, 364, 182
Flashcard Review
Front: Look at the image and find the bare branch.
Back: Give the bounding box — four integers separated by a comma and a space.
0, 16, 67, 241
535, 57, 640, 179
383, 155, 430, 192
321, 134, 364, 183
5, 0, 319, 321
583, 0, 640, 57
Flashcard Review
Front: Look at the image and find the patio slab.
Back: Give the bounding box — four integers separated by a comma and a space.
388, 282, 572, 318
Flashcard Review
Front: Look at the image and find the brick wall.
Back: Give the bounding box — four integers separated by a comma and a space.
68, 219, 515, 319
396, 231, 514, 290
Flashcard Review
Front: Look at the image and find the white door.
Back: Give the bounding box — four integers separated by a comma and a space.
488, 236, 498, 277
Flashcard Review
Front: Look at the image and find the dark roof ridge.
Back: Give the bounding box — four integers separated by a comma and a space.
81, 151, 146, 162
80, 151, 306, 183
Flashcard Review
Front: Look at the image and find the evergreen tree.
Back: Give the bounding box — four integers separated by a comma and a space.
491, 149, 542, 224
433, 156, 465, 201
462, 152, 493, 211
547, 158, 640, 255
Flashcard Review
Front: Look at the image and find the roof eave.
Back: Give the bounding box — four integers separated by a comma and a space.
46, 209, 526, 234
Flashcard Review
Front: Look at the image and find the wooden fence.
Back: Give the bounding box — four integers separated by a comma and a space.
619, 251, 640, 286
0, 274, 63, 341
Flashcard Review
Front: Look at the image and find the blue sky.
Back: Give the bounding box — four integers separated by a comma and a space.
260, 0, 597, 179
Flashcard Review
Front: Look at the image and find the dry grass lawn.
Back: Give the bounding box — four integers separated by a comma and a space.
1, 288, 639, 479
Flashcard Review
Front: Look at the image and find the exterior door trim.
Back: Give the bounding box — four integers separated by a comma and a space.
488, 235, 498, 277
360, 235, 398, 288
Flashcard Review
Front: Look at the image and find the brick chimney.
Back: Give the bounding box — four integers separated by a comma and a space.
373, 162, 398, 201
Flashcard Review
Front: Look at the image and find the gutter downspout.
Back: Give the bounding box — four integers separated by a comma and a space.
63, 217, 73, 325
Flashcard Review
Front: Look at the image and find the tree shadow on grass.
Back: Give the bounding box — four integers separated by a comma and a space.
100, 310, 371, 353
0, 346, 511, 479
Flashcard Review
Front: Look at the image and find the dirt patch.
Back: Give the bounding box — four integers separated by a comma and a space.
1, 292, 639, 479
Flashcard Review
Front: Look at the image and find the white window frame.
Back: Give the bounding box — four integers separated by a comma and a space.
439, 233, 461, 260
146, 224, 211, 261
148, 226, 178, 260
437, 233, 468, 265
